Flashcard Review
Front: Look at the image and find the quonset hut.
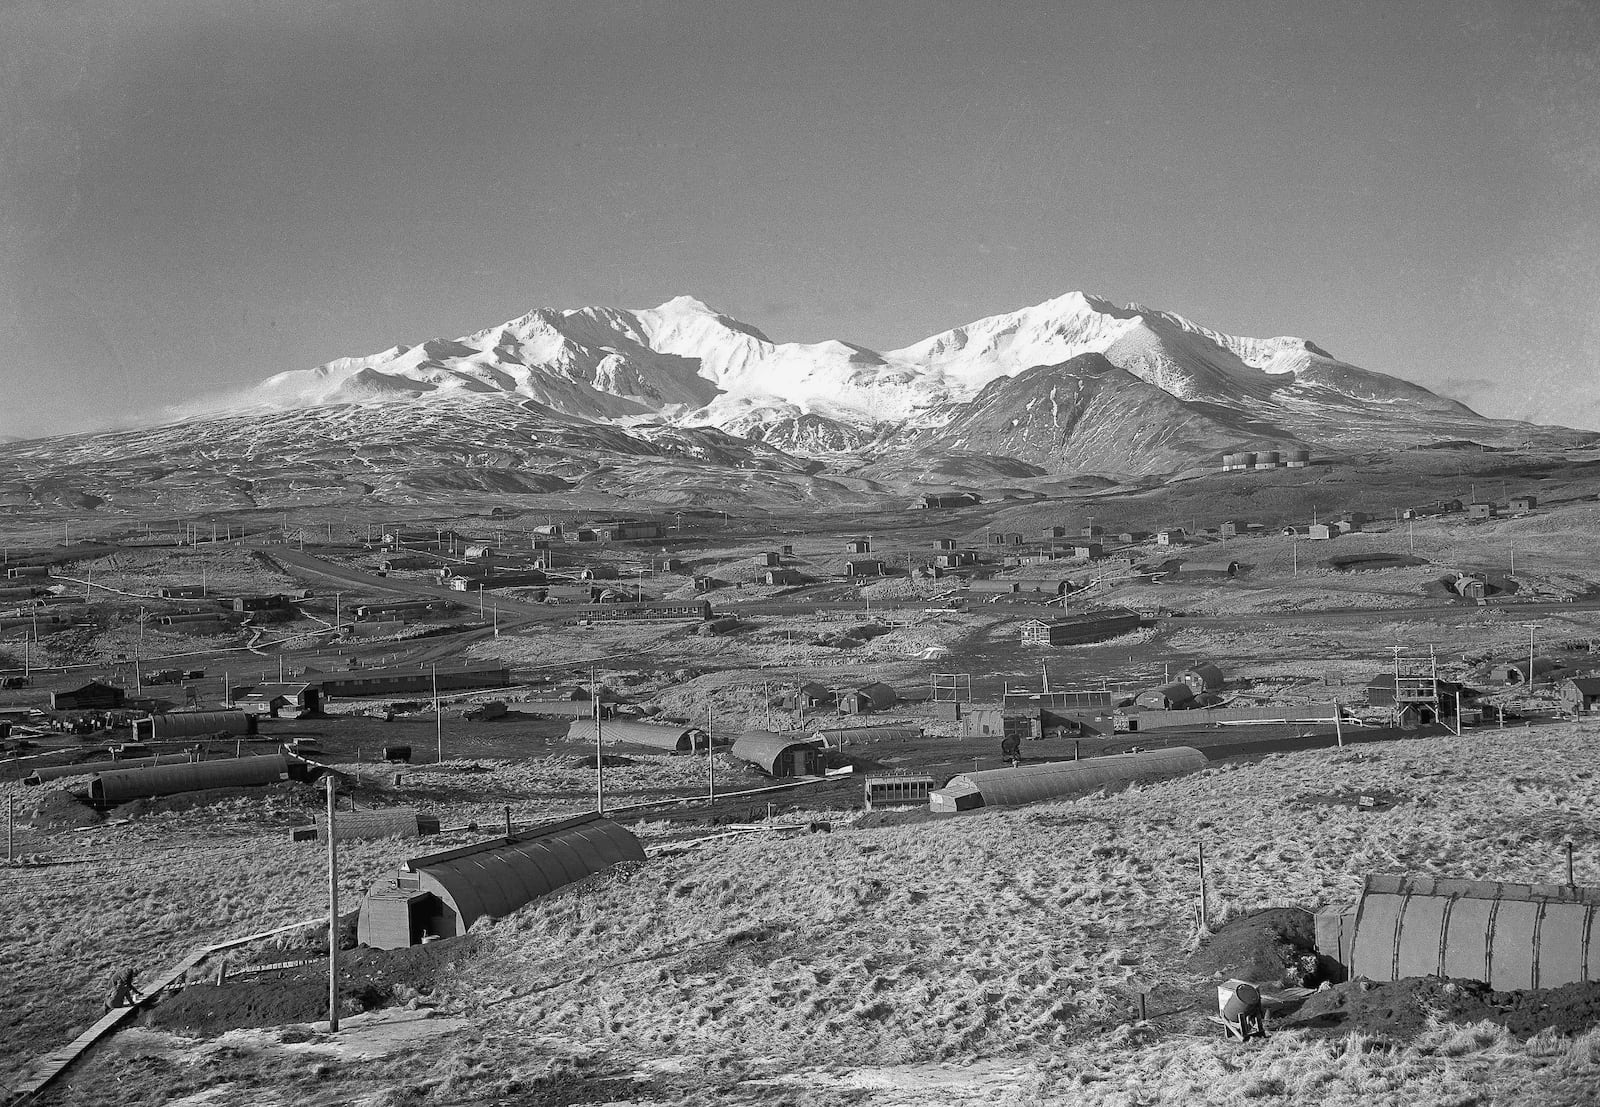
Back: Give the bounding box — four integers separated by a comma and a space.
25, 752, 197, 786
731, 731, 828, 778
1316, 874, 1600, 991
929, 748, 1206, 813
356, 814, 644, 949
137, 711, 257, 740
88, 753, 295, 806
564, 718, 707, 752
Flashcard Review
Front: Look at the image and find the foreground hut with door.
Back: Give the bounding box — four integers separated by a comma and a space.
356, 814, 644, 949
929, 748, 1206, 813
731, 731, 828, 778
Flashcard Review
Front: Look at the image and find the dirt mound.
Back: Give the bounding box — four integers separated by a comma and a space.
27, 788, 100, 828
146, 938, 483, 1037
567, 754, 635, 769
1284, 976, 1600, 1040
145, 978, 387, 1035
1187, 907, 1322, 988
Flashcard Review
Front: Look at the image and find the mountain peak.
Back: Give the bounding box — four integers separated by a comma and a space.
655, 294, 718, 314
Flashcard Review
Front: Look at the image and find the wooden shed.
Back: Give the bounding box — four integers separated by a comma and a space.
1560, 677, 1600, 715
50, 681, 126, 711
841, 682, 897, 714
356, 814, 644, 949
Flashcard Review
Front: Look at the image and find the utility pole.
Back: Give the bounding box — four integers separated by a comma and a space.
325, 773, 340, 1033
433, 663, 442, 763
592, 665, 604, 814
708, 701, 716, 804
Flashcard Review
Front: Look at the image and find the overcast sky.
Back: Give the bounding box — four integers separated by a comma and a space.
2, 0, 1597, 438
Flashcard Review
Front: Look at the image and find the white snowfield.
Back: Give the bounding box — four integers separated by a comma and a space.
218, 290, 1473, 437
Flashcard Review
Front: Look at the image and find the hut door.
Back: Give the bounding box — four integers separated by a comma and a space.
409, 894, 440, 944
793, 750, 810, 776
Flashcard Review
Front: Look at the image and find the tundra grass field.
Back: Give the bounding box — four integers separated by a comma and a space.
7, 724, 1600, 1105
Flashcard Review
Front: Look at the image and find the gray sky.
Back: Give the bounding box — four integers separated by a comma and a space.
2, 0, 1597, 438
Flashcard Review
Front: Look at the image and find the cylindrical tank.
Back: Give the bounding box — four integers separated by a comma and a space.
1241, 452, 1257, 468
1287, 448, 1311, 467
1254, 450, 1281, 469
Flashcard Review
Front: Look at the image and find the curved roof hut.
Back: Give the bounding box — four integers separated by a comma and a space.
304, 809, 441, 842
89, 754, 293, 806
929, 748, 1206, 813
565, 718, 706, 753
25, 752, 196, 786
144, 711, 256, 739
1134, 682, 1196, 710
731, 730, 827, 778
356, 813, 644, 949
1316, 874, 1600, 991
1179, 662, 1226, 695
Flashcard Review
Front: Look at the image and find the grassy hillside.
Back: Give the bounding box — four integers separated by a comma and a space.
16, 722, 1600, 1105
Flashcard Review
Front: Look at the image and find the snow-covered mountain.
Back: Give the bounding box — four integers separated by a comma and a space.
225, 291, 1473, 437
154, 289, 1583, 478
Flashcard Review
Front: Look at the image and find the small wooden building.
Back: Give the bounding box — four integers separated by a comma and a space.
841, 682, 896, 714
50, 681, 126, 711
1560, 677, 1600, 715
844, 559, 886, 578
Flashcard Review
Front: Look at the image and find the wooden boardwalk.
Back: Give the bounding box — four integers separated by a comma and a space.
3, 917, 321, 1106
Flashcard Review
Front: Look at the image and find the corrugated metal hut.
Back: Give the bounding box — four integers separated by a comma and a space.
1178, 561, 1239, 578
141, 711, 257, 739
1134, 682, 1195, 710
731, 731, 828, 777
1316, 874, 1600, 991
89, 753, 293, 806
810, 723, 924, 746
1018, 609, 1141, 646
26, 752, 197, 786
1179, 663, 1225, 695
356, 814, 644, 949
564, 718, 705, 752
844, 559, 886, 578
929, 748, 1206, 813
303, 809, 442, 842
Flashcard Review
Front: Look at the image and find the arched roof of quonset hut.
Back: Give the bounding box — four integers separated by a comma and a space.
565, 718, 702, 752
933, 747, 1206, 809
407, 814, 644, 931
731, 730, 824, 774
